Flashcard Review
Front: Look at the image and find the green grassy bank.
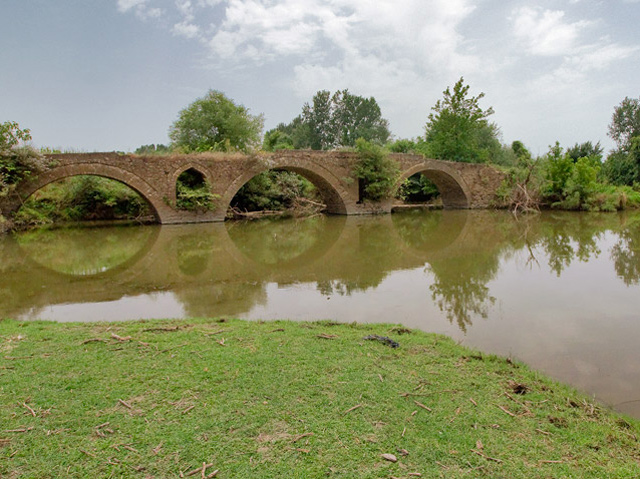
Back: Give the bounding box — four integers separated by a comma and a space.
1, 318, 639, 478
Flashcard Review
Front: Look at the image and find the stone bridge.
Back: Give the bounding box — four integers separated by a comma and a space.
0, 150, 505, 223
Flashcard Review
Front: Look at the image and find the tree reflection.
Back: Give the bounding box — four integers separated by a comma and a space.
611, 215, 640, 286
5, 209, 640, 329
533, 214, 605, 276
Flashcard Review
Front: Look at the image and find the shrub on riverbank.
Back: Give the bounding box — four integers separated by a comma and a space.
1, 318, 639, 478
498, 141, 640, 213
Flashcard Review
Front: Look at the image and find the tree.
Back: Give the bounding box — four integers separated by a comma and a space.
1, 121, 43, 194
330, 90, 391, 148
603, 97, 640, 186
424, 77, 499, 163
270, 90, 391, 150
566, 141, 603, 163
609, 96, 640, 152
134, 144, 171, 155
169, 90, 264, 153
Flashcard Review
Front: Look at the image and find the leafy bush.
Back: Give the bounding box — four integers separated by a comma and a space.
231, 170, 318, 212
0, 121, 44, 196
397, 174, 440, 203
176, 169, 217, 211
354, 139, 400, 201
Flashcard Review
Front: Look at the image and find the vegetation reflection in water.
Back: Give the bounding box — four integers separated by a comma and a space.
3, 210, 640, 416
2, 210, 640, 322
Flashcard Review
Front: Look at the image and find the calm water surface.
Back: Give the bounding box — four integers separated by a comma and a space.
2, 210, 640, 418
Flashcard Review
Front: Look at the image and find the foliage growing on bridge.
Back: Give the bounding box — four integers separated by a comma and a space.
169, 90, 264, 153
175, 168, 218, 212
354, 139, 400, 201
231, 170, 320, 213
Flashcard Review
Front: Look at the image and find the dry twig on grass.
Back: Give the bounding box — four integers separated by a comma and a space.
343, 404, 362, 414
22, 402, 36, 417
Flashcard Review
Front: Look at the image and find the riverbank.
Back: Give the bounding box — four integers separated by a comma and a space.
1, 318, 639, 478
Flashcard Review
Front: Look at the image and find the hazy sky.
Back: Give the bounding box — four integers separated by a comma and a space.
2, 0, 638, 155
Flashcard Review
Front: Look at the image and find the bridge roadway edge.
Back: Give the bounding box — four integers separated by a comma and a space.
0, 151, 505, 225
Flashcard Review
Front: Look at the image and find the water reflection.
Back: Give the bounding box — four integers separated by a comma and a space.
610, 214, 640, 286
3, 211, 640, 325
15, 226, 157, 276
4, 211, 640, 417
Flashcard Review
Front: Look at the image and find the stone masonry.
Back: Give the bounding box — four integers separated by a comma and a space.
0, 151, 505, 224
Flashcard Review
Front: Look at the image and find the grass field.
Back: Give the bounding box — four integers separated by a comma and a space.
1, 318, 639, 478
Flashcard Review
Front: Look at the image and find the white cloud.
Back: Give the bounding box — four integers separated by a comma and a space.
117, 0, 148, 12
511, 7, 592, 56
114, 0, 639, 149
172, 21, 201, 39
176, 0, 195, 21
116, 0, 164, 20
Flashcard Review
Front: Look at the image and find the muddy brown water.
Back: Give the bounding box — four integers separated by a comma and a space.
2, 210, 640, 418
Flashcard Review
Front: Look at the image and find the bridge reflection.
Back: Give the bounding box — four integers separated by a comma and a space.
2, 211, 639, 331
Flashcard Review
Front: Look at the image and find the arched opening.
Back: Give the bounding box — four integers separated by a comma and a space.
14, 175, 156, 228
395, 167, 470, 210
176, 168, 215, 211
226, 166, 347, 219
396, 173, 441, 208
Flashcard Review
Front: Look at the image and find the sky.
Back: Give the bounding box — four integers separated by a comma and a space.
1, 0, 639, 156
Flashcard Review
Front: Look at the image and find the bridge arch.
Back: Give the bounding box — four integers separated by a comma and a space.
170, 163, 212, 202
396, 161, 471, 209
220, 159, 350, 215
7, 163, 167, 222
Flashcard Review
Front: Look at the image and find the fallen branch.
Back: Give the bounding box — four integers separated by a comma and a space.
413, 400, 432, 412
291, 432, 314, 443
111, 333, 132, 342
343, 404, 362, 414
471, 449, 503, 463
317, 334, 338, 340
4, 427, 33, 433
185, 463, 214, 477
497, 405, 517, 417
143, 326, 181, 333
118, 399, 133, 410
22, 402, 36, 417
82, 338, 108, 345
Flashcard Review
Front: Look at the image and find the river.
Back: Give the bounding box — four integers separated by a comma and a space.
1, 210, 640, 418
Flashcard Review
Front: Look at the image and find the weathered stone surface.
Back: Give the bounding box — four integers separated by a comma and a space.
0, 151, 505, 224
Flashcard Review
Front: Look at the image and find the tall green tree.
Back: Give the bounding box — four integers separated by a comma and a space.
566, 141, 603, 163
267, 90, 391, 151
330, 90, 391, 148
424, 77, 499, 163
169, 90, 264, 153
608, 96, 640, 152
604, 97, 640, 185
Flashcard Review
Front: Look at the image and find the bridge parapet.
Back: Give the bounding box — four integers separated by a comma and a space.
0, 151, 505, 224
